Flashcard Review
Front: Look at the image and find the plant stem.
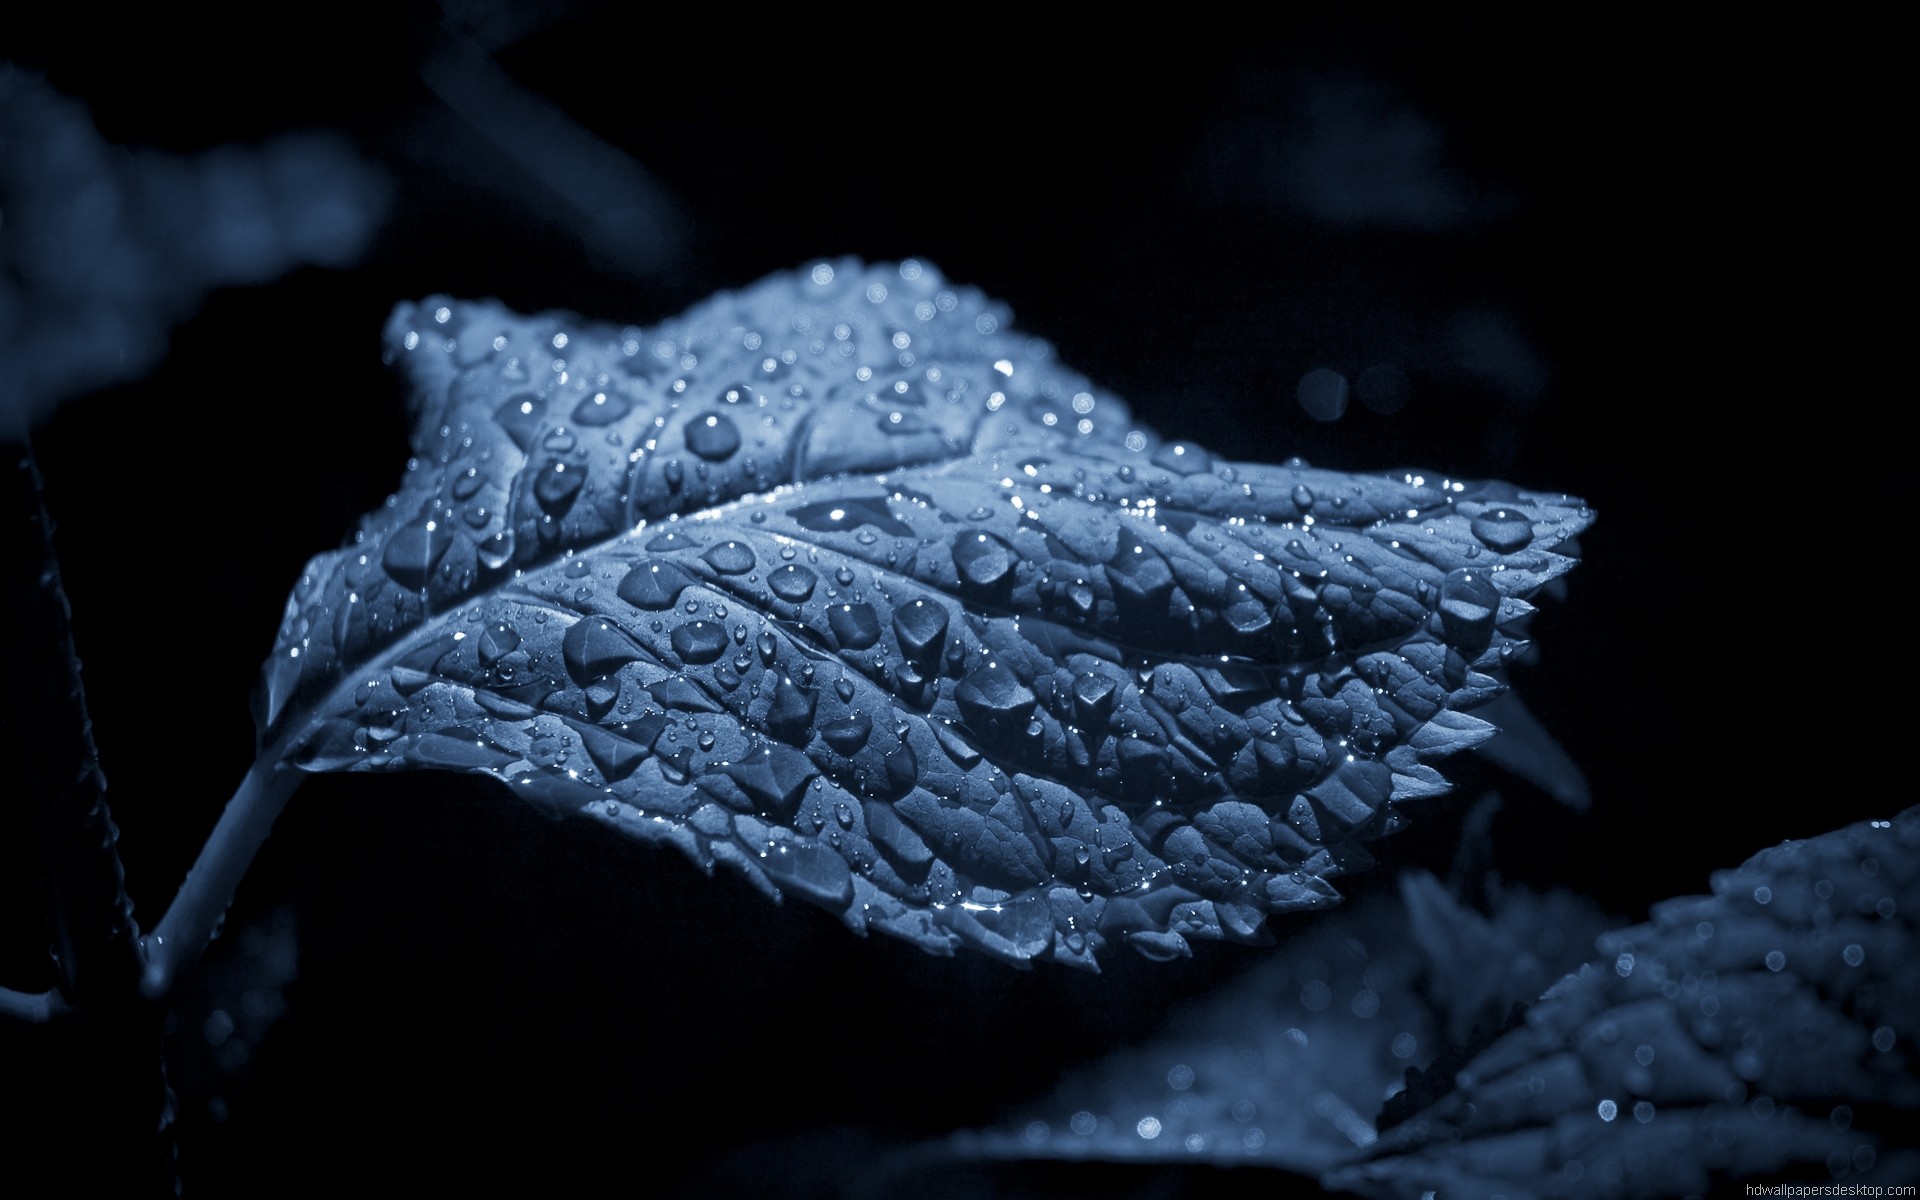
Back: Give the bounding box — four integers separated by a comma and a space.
8, 441, 179, 1192
143, 752, 301, 1001
9, 444, 147, 1008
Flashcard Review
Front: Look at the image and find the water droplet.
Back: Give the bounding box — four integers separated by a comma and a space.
572, 391, 631, 427
1151, 440, 1211, 475
834, 676, 856, 703
479, 623, 520, 665
685, 412, 742, 460
493, 394, 544, 450
1470, 508, 1534, 553
562, 619, 641, 684
671, 620, 728, 665
1437, 568, 1500, 647
955, 662, 1037, 729
618, 560, 697, 610
790, 496, 915, 537
451, 469, 486, 501
755, 631, 780, 666
822, 712, 872, 754
890, 602, 948, 671
766, 673, 818, 743
477, 530, 515, 571
952, 531, 1016, 592
828, 602, 881, 649
768, 563, 818, 602
382, 521, 453, 589
702, 541, 757, 575
534, 461, 584, 517
1291, 483, 1315, 511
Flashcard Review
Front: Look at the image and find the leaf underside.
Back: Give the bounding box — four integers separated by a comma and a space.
263, 259, 1590, 968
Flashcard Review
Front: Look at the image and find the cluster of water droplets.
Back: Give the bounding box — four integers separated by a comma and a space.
266, 261, 1593, 966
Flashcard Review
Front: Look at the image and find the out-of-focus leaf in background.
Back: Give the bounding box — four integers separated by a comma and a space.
0, 67, 389, 432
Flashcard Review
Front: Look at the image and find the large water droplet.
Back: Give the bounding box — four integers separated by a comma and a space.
572, 391, 632, 427
768, 563, 817, 602
1470, 508, 1534, 553
821, 712, 872, 754
955, 662, 1038, 729
670, 619, 728, 665
767, 674, 818, 743
702, 541, 757, 575
1151, 441, 1211, 475
1072, 672, 1118, 729
618, 560, 698, 610
478, 622, 520, 665
563, 618, 641, 684
789, 496, 915, 537
888, 599, 948, 669
827, 602, 882, 649
383, 521, 453, 589
685, 413, 742, 460
534, 461, 584, 517
952, 531, 1016, 593
477, 530, 515, 571
1438, 568, 1500, 648
493, 393, 544, 451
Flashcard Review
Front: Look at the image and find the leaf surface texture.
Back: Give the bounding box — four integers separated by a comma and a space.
265, 260, 1590, 966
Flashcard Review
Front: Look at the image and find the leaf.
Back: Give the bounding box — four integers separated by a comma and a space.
260, 259, 1591, 967
948, 872, 1608, 1177
1329, 807, 1920, 1198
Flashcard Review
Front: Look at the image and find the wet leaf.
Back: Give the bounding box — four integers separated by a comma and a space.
1331, 808, 1920, 1198
261, 260, 1590, 967
952, 873, 1607, 1175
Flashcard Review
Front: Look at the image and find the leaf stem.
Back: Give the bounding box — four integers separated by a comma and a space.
142, 752, 301, 1003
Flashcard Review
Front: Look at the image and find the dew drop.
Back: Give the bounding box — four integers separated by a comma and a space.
1470, 509, 1534, 553
703, 541, 757, 575
685, 413, 742, 460
671, 620, 728, 665
768, 563, 818, 602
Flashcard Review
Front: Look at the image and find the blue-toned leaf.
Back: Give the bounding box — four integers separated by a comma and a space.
953, 871, 1606, 1174
1330, 808, 1920, 1198
261, 260, 1590, 967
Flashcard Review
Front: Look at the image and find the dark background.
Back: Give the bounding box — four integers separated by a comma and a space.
2, 8, 1896, 1196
